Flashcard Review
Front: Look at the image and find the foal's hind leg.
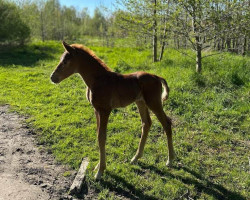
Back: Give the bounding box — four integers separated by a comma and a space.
94, 109, 100, 171
146, 99, 175, 166
131, 101, 152, 164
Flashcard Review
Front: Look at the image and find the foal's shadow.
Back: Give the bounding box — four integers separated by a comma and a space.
137, 162, 246, 200
95, 162, 245, 200
99, 171, 159, 200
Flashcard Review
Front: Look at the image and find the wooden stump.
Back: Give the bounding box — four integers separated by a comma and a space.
69, 157, 89, 195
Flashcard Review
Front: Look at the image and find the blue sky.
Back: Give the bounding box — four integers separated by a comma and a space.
59, 0, 116, 16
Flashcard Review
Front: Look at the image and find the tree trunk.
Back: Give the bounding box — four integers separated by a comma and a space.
232, 39, 236, 52
217, 39, 221, 51
242, 36, 247, 56
159, 13, 168, 61
152, 0, 157, 62
248, 40, 250, 51
236, 39, 239, 54
192, 8, 202, 73
213, 36, 217, 49
196, 37, 202, 73
159, 36, 166, 61
226, 38, 231, 51
185, 10, 188, 49
221, 38, 225, 50
176, 38, 180, 49
184, 37, 188, 49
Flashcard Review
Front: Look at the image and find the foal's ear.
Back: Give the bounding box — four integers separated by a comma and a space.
62, 41, 75, 54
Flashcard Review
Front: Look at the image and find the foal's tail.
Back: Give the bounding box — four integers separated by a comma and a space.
158, 76, 170, 101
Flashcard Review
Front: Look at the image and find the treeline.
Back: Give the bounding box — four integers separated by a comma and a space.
1, 0, 115, 43
116, 0, 249, 72
1, 0, 249, 72
16, 0, 114, 41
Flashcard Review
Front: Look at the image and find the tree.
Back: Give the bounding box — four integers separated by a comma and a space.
173, 0, 223, 73
159, 0, 171, 61
116, 0, 173, 62
80, 8, 91, 36
17, 0, 83, 41
152, 0, 158, 62
42, 0, 62, 40
89, 8, 107, 37
172, 0, 249, 72
18, 0, 41, 40
228, 0, 249, 55
0, 1, 30, 45
61, 6, 81, 40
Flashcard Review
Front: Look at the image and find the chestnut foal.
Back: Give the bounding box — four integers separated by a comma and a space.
51, 42, 175, 180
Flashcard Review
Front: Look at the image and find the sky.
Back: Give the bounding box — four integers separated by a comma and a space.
59, 0, 117, 16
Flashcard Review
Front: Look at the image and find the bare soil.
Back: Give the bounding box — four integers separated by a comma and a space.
0, 105, 76, 200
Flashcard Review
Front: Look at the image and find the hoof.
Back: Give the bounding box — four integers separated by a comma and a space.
94, 170, 103, 180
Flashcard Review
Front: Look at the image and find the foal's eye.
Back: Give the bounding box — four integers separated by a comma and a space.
63, 60, 67, 65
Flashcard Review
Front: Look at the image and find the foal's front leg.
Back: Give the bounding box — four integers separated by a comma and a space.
94, 109, 111, 180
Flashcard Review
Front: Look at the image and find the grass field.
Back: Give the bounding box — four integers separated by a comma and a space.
0, 41, 249, 199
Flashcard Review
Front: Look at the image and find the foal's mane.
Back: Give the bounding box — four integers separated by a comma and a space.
71, 44, 112, 72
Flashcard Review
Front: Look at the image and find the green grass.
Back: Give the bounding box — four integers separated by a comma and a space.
0, 41, 249, 199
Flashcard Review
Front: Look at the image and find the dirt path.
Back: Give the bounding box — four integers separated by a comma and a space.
0, 105, 75, 200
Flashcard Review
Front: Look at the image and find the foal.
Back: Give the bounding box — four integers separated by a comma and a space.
51, 41, 175, 180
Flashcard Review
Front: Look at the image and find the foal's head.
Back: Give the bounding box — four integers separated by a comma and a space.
51, 41, 80, 84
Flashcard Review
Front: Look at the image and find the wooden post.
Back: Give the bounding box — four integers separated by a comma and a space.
69, 158, 89, 195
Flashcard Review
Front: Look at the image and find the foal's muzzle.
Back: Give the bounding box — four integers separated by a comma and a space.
50, 73, 60, 84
